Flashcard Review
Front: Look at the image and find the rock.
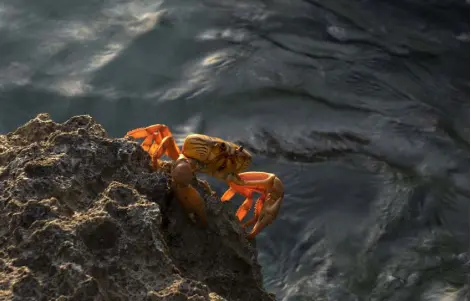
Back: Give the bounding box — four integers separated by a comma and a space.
0, 113, 275, 301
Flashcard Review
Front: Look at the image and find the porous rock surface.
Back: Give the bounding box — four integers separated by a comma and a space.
0, 113, 275, 301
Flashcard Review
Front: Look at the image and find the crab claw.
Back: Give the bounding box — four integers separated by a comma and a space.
125, 124, 181, 168
127, 124, 207, 226
222, 172, 284, 239
246, 189, 283, 239
171, 158, 207, 226
221, 187, 254, 221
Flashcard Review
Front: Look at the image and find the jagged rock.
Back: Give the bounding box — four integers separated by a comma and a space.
0, 113, 275, 301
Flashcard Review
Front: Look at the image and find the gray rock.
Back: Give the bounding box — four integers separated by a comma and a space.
0, 113, 275, 301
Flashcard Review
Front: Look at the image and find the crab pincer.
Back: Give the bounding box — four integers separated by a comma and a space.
170, 157, 208, 226
221, 172, 284, 239
125, 124, 207, 225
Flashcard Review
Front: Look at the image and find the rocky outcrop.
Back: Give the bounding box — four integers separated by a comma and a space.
0, 114, 275, 301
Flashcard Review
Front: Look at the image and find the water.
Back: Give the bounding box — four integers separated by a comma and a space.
0, 0, 469, 300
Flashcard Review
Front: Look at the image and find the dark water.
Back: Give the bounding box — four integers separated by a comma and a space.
0, 0, 469, 300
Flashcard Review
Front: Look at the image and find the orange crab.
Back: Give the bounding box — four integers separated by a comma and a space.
125, 124, 284, 238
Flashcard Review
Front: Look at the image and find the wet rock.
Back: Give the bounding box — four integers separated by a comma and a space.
0, 113, 275, 301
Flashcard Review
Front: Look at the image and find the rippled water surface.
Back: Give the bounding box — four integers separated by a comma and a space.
0, 0, 469, 300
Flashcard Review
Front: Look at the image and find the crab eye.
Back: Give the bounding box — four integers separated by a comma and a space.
218, 162, 226, 171
239, 146, 244, 152
219, 143, 226, 151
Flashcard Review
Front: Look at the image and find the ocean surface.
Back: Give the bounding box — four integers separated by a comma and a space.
0, 0, 469, 300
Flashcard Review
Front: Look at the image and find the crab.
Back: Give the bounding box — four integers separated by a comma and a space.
125, 124, 284, 238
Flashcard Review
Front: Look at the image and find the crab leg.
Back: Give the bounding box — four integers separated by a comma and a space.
126, 124, 164, 152
246, 192, 283, 239
222, 174, 270, 222
240, 195, 265, 228
148, 136, 181, 166
225, 172, 277, 192
171, 158, 207, 226
221, 188, 236, 201
236, 196, 254, 221
222, 172, 284, 239
126, 124, 207, 225
222, 187, 256, 222
126, 124, 181, 167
